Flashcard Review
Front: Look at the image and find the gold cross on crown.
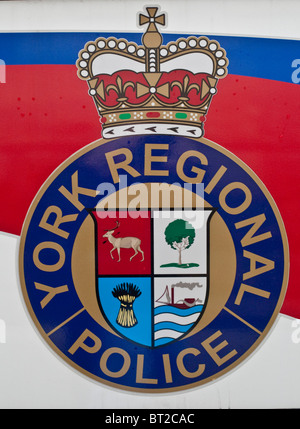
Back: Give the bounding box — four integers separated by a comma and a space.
139, 7, 166, 73
139, 7, 166, 49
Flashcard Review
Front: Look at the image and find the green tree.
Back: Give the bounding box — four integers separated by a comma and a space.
164, 219, 196, 266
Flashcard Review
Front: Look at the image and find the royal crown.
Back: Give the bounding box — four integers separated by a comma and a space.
77, 6, 228, 139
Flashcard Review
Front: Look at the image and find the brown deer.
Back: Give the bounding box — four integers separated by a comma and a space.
103, 221, 144, 262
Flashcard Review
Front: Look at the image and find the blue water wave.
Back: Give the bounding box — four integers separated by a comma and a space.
153, 304, 203, 347
154, 304, 203, 316
154, 321, 194, 333
154, 337, 175, 347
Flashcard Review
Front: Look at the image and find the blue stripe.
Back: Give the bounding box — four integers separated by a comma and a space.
0, 32, 299, 83
154, 321, 194, 333
154, 305, 203, 317
215, 35, 300, 84
0, 32, 143, 65
154, 338, 174, 347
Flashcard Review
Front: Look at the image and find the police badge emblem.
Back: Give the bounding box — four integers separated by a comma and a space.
19, 7, 289, 392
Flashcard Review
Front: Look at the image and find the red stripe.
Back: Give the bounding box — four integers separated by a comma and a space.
207, 76, 300, 319
0, 65, 100, 235
0, 65, 299, 318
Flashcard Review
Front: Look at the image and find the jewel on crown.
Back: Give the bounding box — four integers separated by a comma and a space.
77, 6, 228, 139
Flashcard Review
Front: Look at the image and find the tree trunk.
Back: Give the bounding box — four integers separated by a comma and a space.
178, 249, 182, 265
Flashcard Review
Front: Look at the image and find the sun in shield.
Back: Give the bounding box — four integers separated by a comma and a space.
89, 208, 214, 348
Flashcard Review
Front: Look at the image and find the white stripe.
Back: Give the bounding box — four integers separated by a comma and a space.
154, 312, 200, 325
154, 329, 183, 340
0, 0, 299, 39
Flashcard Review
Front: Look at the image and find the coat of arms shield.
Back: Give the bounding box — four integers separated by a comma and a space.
90, 208, 214, 347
